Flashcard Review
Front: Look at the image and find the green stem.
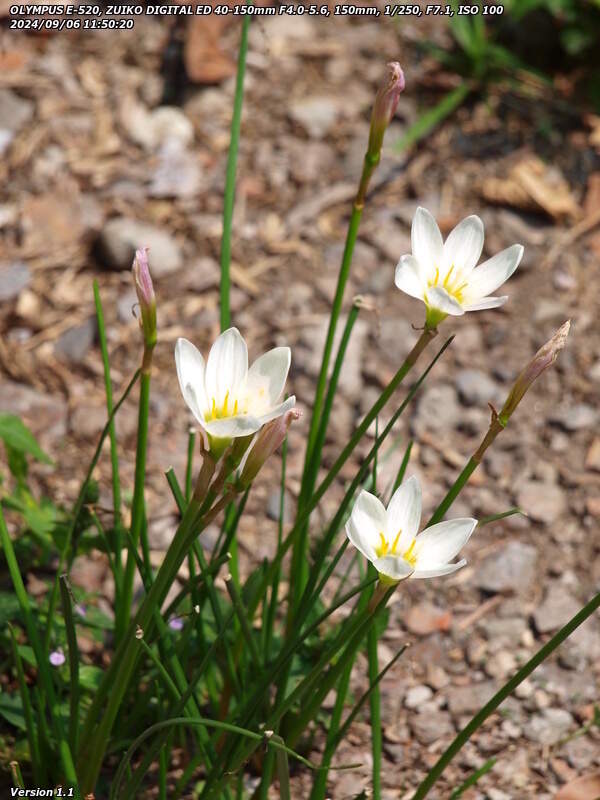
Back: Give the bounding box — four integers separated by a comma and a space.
9, 625, 44, 783
366, 574, 382, 800
412, 589, 600, 799
120, 370, 152, 641
93, 281, 123, 586
220, 15, 250, 331
60, 575, 80, 755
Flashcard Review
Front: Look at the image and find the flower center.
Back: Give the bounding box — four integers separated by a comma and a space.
375, 531, 418, 567
208, 391, 239, 421
428, 264, 469, 304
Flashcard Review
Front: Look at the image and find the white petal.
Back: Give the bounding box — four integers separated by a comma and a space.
415, 518, 477, 566
442, 215, 484, 275
246, 347, 291, 414
183, 382, 205, 426
426, 286, 465, 316
412, 207, 443, 281
373, 555, 414, 582
205, 328, 248, 406
175, 338, 208, 414
463, 295, 507, 312
257, 395, 296, 426
465, 244, 523, 300
203, 414, 262, 438
346, 490, 387, 560
410, 559, 466, 579
395, 254, 426, 300
385, 475, 421, 550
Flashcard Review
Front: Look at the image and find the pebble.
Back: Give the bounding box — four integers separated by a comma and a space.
533, 586, 581, 633
120, 102, 194, 151
482, 617, 527, 647
0, 89, 34, 154
523, 708, 574, 745
484, 650, 517, 679
149, 140, 204, 199
410, 711, 453, 745
0, 261, 31, 302
587, 359, 600, 382
585, 438, 600, 472
404, 685, 433, 709
563, 735, 599, 770
474, 541, 537, 593
411, 384, 461, 437
550, 403, 599, 432
297, 315, 368, 400
288, 95, 340, 138
96, 218, 183, 275
266, 490, 292, 524
54, 318, 97, 364
455, 368, 502, 407
447, 681, 498, 716
516, 480, 567, 524
404, 603, 452, 636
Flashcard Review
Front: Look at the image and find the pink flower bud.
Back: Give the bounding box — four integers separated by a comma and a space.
368, 62, 405, 158
500, 320, 570, 423
239, 408, 301, 487
132, 247, 157, 349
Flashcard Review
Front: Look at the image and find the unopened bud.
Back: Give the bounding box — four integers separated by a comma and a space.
368, 62, 405, 159
132, 247, 157, 351
500, 320, 570, 424
239, 408, 301, 488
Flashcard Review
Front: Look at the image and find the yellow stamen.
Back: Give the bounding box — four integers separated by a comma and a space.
390, 529, 402, 555
223, 390, 229, 416
443, 264, 454, 289
376, 532, 389, 558
403, 538, 417, 567
211, 397, 217, 420
233, 398, 238, 415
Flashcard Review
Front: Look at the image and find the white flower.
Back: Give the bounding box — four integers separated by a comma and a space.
395, 207, 523, 327
345, 476, 477, 584
175, 328, 295, 442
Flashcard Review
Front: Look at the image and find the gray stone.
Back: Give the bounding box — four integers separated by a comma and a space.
0, 262, 31, 302
96, 218, 183, 275
410, 711, 453, 745
297, 315, 368, 400
587, 360, 600, 383
266, 490, 292, 524
54, 318, 97, 364
455, 369, 502, 407
516, 480, 567, 525
550, 403, 599, 432
564, 735, 599, 770
288, 95, 340, 138
0, 380, 67, 440
412, 384, 461, 437
0, 89, 34, 154
533, 586, 581, 634
448, 681, 498, 716
474, 541, 537, 594
149, 141, 204, 199
523, 708, 573, 745
117, 289, 139, 324
481, 617, 527, 646
484, 650, 517, 679
120, 103, 194, 151
404, 685, 433, 709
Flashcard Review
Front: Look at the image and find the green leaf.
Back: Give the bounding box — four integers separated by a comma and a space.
79, 665, 104, 691
0, 415, 52, 465
0, 690, 27, 731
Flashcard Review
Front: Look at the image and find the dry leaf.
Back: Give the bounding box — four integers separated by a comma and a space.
479, 155, 579, 221
184, 18, 236, 84
555, 773, 600, 800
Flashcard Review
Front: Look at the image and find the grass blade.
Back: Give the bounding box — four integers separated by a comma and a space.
60, 575, 80, 754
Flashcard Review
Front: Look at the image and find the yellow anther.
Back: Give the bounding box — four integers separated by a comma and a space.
233, 398, 239, 415
211, 397, 217, 420
443, 264, 454, 289
222, 390, 230, 416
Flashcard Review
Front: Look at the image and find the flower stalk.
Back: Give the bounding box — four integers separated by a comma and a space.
428, 321, 570, 527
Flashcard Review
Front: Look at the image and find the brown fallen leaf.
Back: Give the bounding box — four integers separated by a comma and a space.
555, 772, 600, 800
479, 154, 579, 221
185, 17, 236, 84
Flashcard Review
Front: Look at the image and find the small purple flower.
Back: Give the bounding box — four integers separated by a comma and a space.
169, 616, 184, 631
49, 649, 65, 667
75, 603, 87, 617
